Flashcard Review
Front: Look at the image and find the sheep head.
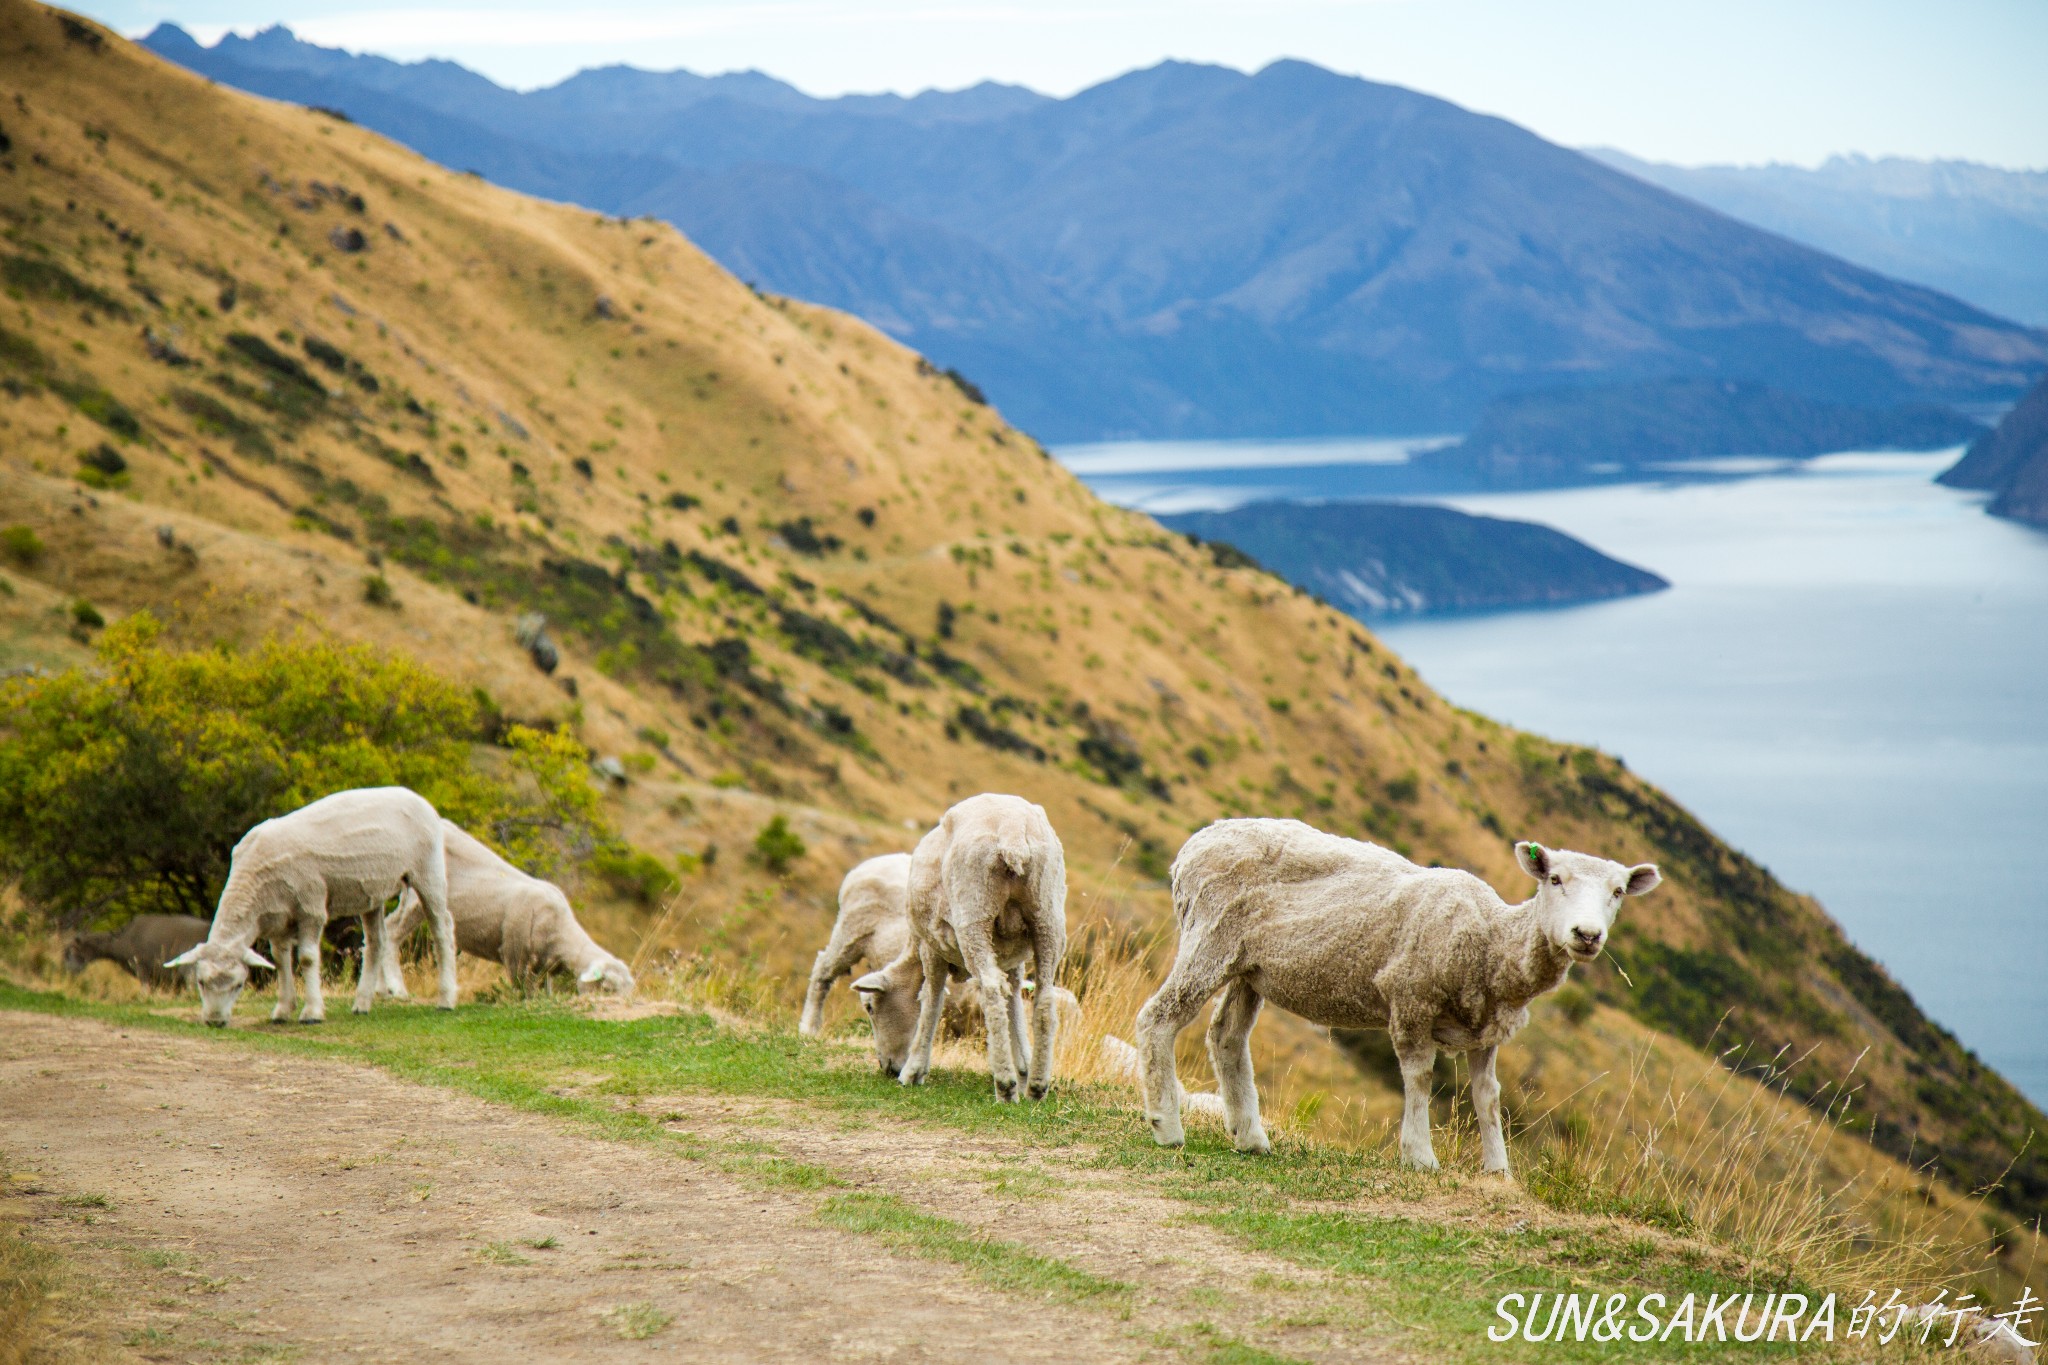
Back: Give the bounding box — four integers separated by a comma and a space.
851, 952, 925, 1077
164, 942, 275, 1025
576, 955, 636, 998
1515, 841, 1660, 963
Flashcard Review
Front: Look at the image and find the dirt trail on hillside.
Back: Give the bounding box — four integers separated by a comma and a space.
0, 1011, 1156, 1363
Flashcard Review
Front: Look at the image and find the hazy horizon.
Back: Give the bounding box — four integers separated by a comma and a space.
88, 0, 2048, 172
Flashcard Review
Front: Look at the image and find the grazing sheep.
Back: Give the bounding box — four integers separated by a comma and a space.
64, 915, 211, 990
802, 852, 1069, 1039
853, 794, 1067, 1101
383, 820, 635, 996
166, 787, 457, 1026
1135, 820, 1659, 1174
799, 853, 912, 1037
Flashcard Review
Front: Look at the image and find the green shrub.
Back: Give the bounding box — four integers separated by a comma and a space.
1553, 984, 1595, 1026
363, 573, 396, 608
74, 443, 128, 489
70, 600, 104, 630
0, 614, 608, 930
591, 844, 678, 904
1, 525, 43, 566
752, 815, 806, 873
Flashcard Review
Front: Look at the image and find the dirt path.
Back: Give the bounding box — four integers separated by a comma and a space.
1, 1011, 1162, 1363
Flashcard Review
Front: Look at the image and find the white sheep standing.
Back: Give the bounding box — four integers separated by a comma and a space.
166, 787, 458, 1025
382, 820, 634, 996
799, 853, 912, 1037
853, 793, 1067, 1101
1135, 819, 1659, 1175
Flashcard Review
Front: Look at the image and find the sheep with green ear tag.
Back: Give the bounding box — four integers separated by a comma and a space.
1135, 820, 1659, 1176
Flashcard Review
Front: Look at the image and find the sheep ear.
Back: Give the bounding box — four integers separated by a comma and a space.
241, 947, 276, 970
851, 970, 888, 999
579, 962, 606, 984
1624, 863, 1662, 896
164, 946, 203, 969
1515, 841, 1549, 878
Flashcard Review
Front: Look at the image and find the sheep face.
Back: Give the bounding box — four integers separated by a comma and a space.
1516, 841, 1660, 962
851, 956, 924, 1076
164, 943, 276, 1025
576, 956, 636, 997
60, 938, 93, 974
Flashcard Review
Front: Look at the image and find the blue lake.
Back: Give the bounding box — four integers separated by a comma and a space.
1062, 443, 2048, 1109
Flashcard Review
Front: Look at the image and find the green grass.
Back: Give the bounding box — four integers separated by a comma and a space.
0, 984, 1814, 1362
601, 1301, 671, 1340
818, 1191, 1131, 1303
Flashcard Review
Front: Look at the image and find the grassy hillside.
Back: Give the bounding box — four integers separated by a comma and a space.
0, 0, 2042, 1272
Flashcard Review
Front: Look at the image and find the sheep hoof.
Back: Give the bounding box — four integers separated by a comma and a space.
899, 1066, 929, 1087
993, 1082, 1019, 1103
351, 1003, 371, 1015
1026, 1081, 1050, 1101
1147, 1117, 1186, 1149
1235, 1128, 1272, 1156
1402, 1153, 1440, 1172
299, 1015, 324, 1026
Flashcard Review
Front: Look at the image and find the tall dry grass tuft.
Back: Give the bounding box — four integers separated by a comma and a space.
1516, 1029, 1999, 1296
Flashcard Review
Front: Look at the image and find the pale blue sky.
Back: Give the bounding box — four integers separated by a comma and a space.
80, 0, 2048, 169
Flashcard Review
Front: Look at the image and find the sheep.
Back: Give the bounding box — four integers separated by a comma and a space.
382, 820, 635, 996
853, 793, 1067, 1101
802, 852, 1070, 1039
799, 853, 912, 1037
1135, 820, 1659, 1175
165, 787, 458, 1026
64, 915, 211, 990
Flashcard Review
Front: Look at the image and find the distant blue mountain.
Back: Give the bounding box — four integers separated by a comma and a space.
144, 25, 2048, 442
1589, 150, 2048, 328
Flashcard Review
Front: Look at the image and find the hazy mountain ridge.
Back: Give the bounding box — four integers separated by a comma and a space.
1590, 148, 2048, 328
144, 25, 2048, 442
1158, 502, 1670, 617
3, 2, 2044, 1229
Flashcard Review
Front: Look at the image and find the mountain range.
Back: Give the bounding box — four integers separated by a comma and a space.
143, 24, 2048, 443
1590, 150, 2048, 329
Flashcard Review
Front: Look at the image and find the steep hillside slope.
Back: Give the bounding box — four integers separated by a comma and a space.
3, 1, 2043, 1230
144, 26, 2048, 440
1592, 149, 2048, 328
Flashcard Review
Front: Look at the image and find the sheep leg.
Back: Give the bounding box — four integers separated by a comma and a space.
799, 936, 865, 1038
1006, 968, 1032, 1081
957, 922, 1019, 1101
410, 869, 458, 1011
1207, 978, 1270, 1154
375, 896, 411, 999
1025, 920, 1062, 1101
1391, 1022, 1439, 1171
270, 937, 296, 1023
897, 941, 949, 1087
1471, 1045, 1510, 1176
352, 906, 383, 1015
295, 915, 327, 1024
1135, 956, 1224, 1147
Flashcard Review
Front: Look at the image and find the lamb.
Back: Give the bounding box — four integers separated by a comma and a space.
165, 787, 458, 1026
383, 820, 634, 996
64, 915, 212, 990
852, 793, 1068, 1101
1135, 820, 1659, 1175
799, 853, 912, 1037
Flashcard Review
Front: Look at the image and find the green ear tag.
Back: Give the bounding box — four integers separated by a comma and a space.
1527, 843, 1544, 864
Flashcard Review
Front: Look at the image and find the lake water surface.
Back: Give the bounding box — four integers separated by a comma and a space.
1063, 444, 2048, 1108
